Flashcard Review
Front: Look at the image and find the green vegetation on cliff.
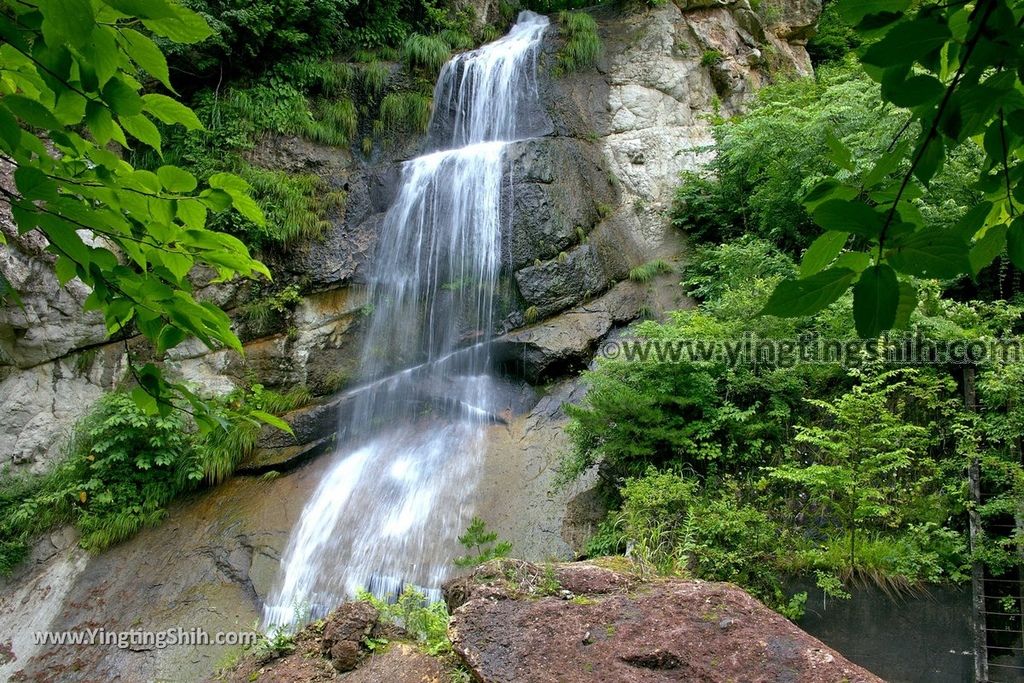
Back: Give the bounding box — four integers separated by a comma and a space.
0, 385, 308, 569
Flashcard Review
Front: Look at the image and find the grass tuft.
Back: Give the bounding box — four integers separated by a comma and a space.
628, 259, 674, 283
403, 34, 451, 76
360, 62, 390, 96
557, 11, 601, 72
378, 92, 433, 136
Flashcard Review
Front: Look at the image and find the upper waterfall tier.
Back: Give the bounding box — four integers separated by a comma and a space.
430, 11, 549, 148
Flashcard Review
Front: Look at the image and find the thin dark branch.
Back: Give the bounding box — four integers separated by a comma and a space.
876, 0, 997, 260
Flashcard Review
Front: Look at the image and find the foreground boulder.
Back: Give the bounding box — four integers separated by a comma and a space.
220, 601, 451, 683
443, 559, 882, 683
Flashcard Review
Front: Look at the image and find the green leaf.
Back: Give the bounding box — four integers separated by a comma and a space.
100, 0, 177, 19
85, 101, 115, 145
250, 410, 294, 435
38, 0, 94, 49
862, 139, 909, 189
157, 166, 197, 193
761, 268, 857, 318
0, 106, 19, 151
1008, 217, 1024, 271
87, 26, 121, 87
801, 231, 848, 277
833, 251, 873, 273
156, 324, 187, 355
802, 179, 859, 209
913, 137, 943, 185
102, 78, 144, 116
142, 94, 203, 130
54, 90, 87, 126
886, 228, 971, 279
837, 0, 910, 24
120, 29, 173, 91
952, 201, 993, 241
119, 114, 162, 154
3, 95, 61, 130
893, 279, 917, 329
176, 199, 207, 229
825, 132, 854, 171
142, 4, 213, 44
969, 225, 1007, 275
881, 74, 944, 108
853, 264, 898, 337
861, 17, 951, 67
210, 173, 264, 226
812, 199, 883, 239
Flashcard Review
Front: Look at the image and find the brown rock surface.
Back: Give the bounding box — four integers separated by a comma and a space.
445, 560, 883, 683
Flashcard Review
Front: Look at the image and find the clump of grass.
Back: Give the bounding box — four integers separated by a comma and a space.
197, 385, 311, 486
360, 61, 390, 96
524, 305, 540, 324
701, 49, 724, 67
628, 259, 674, 283
379, 92, 433, 136
440, 28, 475, 51
306, 98, 358, 146
240, 166, 346, 246
317, 62, 355, 97
279, 59, 354, 97
403, 33, 450, 76
223, 84, 312, 137
480, 24, 501, 43
557, 11, 601, 72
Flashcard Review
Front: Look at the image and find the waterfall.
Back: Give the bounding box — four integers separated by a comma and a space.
263, 11, 550, 626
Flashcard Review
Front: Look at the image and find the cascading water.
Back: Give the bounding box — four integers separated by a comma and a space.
263, 12, 550, 626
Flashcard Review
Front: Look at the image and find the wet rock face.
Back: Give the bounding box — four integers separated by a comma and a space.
502, 138, 614, 273
493, 281, 646, 382
445, 560, 883, 683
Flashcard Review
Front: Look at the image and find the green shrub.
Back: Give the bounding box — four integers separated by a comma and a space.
226, 166, 347, 247
806, 2, 860, 65
308, 98, 360, 145
0, 386, 307, 562
606, 469, 787, 605
440, 28, 475, 51
358, 586, 451, 656
3, 393, 194, 552
670, 62, 983, 255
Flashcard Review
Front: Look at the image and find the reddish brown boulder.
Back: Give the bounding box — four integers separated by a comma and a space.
445, 560, 883, 683
320, 601, 379, 671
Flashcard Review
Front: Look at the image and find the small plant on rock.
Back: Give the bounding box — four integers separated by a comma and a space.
454, 517, 512, 568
